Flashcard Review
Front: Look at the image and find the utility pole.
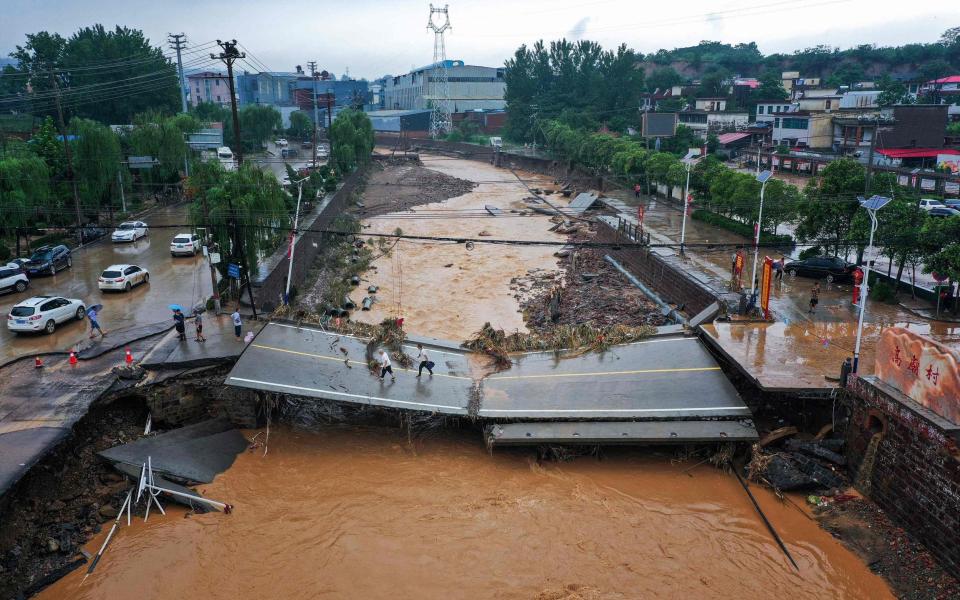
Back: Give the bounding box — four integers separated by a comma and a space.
864, 119, 878, 195
48, 68, 83, 245
326, 93, 334, 130
212, 40, 245, 166
168, 33, 189, 113
308, 60, 319, 168
212, 40, 257, 318
169, 33, 191, 177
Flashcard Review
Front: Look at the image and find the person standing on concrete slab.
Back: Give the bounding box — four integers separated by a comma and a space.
415, 344, 434, 377
87, 305, 106, 339
809, 282, 821, 314
173, 309, 186, 342
378, 349, 395, 382
840, 357, 853, 387
773, 258, 784, 286
231, 308, 242, 340
633, 183, 641, 199
193, 309, 206, 343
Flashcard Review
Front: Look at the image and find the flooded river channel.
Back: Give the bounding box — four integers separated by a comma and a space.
39, 426, 892, 600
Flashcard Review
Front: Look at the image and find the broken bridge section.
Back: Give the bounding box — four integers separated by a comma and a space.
226, 322, 757, 444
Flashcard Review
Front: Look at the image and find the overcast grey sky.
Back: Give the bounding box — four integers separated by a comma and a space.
3, 0, 958, 78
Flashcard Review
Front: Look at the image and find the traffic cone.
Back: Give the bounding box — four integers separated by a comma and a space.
69, 350, 77, 366
125, 348, 133, 365
35, 356, 44, 368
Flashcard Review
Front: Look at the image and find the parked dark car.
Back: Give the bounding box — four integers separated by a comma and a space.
301, 140, 313, 149
944, 199, 960, 209
25, 245, 72, 276
80, 224, 107, 244
928, 206, 960, 218
783, 256, 856, 283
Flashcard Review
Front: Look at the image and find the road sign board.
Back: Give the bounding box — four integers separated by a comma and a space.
228, 263, 241, 279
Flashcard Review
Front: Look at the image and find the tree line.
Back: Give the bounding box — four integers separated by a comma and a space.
539, 119, 960, 295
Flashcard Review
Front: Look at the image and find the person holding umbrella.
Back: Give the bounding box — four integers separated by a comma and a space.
87, 304, 106, 339
170, 304, 187, 342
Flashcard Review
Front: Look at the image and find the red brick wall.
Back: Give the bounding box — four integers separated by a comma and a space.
845, 376, 960, 576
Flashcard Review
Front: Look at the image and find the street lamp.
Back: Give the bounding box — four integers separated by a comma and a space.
284, 175, 310, 304
679, 149, 701, 256
750, 170, 773, 296
853, 194, 892, 373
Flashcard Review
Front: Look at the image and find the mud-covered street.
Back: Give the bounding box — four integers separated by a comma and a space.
0, 204, 212, 364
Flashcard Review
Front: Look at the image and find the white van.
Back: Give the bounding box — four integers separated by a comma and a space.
489, 137, 503, 148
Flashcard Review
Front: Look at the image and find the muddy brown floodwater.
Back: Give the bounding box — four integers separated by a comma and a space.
39, 426, 892, 600
353, 156, 564, 341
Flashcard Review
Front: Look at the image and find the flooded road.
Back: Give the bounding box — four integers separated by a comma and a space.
0, 204, 212, 364
354, 157, 563, 341
39, 426, 892, 600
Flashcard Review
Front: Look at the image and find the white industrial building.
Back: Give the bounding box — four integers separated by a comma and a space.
382, 60, 506, 112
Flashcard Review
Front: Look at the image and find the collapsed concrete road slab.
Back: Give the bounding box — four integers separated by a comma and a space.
226, 322, 756, 443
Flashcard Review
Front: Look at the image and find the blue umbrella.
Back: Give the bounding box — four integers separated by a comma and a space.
89, 304, 103, 312
168, 304, 183, 312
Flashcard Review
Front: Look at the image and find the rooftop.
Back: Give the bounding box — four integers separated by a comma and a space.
877, 148, 960, 159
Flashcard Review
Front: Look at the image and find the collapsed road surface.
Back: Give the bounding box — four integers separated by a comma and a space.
225, 322, 757, 444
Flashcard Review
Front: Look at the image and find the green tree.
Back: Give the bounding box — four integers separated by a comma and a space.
188, 161, 289, 278
699, 67, 730, 97
70, 117, 122, 217
9, 26, 178, 123
755, 70, 788, 101
239, 104, 281, 151
287, 111, 313, 140
329, 109, 373, 174
795, 158, 864, 255
126, 111, 199, 187
876, 75, 912, 107
646, 67, 683, 92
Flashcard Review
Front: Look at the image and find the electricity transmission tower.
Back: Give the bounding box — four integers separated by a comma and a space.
427, 4, 452, 138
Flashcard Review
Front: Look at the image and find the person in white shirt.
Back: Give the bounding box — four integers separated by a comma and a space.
378, 349, 395, 381
231, 308, 242, 340
415, 344, 434, 377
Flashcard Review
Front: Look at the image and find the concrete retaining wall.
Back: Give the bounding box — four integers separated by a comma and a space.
251, 167, 367, 312
844, 376, 960, 576
595, 219, 730, 318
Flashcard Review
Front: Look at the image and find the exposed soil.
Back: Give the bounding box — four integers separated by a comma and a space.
0, 397, 148, 600
815, 496, 960, 600
519, 222, 671, 332
358, 157, 476, 218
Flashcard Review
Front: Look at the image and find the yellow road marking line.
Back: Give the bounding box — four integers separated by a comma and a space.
250, 344, 473, 381
487, 366, 721, 381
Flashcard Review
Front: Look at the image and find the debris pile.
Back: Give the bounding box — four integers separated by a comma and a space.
359, 159, 476, 217
463, 322, 656, 368
519, 224, 670, 331
747, 427, 847, 491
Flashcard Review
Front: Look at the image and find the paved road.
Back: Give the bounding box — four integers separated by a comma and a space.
0, 204, 213, 364
227, 323, 751, 421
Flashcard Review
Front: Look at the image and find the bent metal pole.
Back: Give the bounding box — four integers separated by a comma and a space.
285, 177, 309, 303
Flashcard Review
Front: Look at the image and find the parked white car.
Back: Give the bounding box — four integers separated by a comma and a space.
170, 232, 202, 256
98, 264, 150, 292
0, 263, 29, 294
111, 221, 149, 242
919, 198, 947, 212
7, 295, 85, 334
276, 138, 288, 147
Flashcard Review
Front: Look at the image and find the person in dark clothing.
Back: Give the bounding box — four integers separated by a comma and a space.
809, 282, 821, 313
173, 309, 186, 341
840, 357, 853, 387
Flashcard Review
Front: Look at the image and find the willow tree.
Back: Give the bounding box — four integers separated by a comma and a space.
0, 155, 51, 238
126, 111, 200, 189
329, 109, 373, 174
188, 162, 289, 278
70, 117, 122, 217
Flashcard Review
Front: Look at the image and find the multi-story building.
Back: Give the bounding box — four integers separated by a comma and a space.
677, 111, 749, 138
756, 108, 834, 148
236, 71, 301, 106
187, 72, 232, 107
382, 60, 506, 112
